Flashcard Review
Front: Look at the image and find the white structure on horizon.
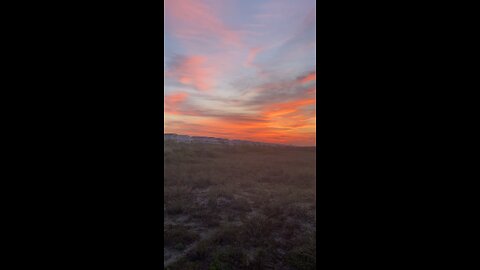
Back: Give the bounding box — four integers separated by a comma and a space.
164, 133, 289, 147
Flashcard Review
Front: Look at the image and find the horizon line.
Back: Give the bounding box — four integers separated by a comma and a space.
164, 133, 316, 147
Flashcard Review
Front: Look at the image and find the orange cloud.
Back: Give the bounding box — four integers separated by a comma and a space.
164, 92, 188, 115
298, 71, 316, 84
261, 98, 316, 140
166, 96, 316, 145
164, 81, 316, 145
163, 1, 316, 146
165, 117, 315, 145
306, 87, 316, 95
263, 98, 315, 118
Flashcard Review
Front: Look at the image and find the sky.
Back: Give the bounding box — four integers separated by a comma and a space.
164, 0, 316, 146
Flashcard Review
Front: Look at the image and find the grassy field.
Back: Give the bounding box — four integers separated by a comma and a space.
164, 140, 316, 269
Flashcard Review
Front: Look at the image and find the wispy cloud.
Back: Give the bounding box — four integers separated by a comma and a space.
245, 47, 262, 68
165, 55, 215, 91
164, 0, 316, 145
164, 0, 242, 49
298, 71, 316, 84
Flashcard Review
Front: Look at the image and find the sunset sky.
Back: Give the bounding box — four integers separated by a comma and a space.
164, 0, 316, 146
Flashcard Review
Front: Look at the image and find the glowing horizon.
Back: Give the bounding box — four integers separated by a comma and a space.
164, 0, 316, 146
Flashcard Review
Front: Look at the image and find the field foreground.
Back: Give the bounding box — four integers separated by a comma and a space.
164, 141, 316, 269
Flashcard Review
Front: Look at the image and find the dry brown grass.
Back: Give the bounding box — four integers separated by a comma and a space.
164, 141, 316, 269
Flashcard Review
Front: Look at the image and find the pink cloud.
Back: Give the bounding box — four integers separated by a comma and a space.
166, 55, 214, 91
164, 92, 188, 114
164, 0, 242, 48
245, 47, 262, 68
